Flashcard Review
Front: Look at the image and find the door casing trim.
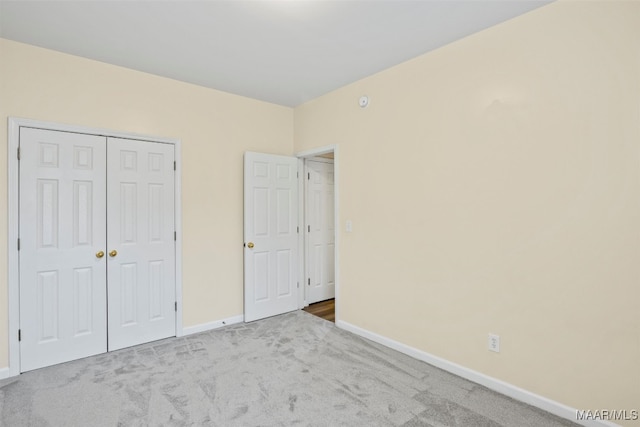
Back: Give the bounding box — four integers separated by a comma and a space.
6, 117, 184, 378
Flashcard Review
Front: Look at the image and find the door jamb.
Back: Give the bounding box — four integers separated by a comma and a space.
295, 145, 339, 322
5, 117, 184, 379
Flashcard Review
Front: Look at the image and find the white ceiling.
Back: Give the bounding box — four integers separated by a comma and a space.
0, 0, 550, 107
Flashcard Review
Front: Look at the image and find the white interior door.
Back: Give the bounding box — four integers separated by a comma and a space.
305, 160, 335, 304
19, 128, 107, 372
106, 137, 176, 351
244, 152, 298, 322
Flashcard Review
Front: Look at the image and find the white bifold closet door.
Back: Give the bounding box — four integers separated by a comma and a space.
19, 128, 108, 372
19, 128, 176, 372
106, 137, 176, 351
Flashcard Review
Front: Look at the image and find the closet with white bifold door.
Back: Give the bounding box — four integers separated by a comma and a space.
18, 126, 177, 372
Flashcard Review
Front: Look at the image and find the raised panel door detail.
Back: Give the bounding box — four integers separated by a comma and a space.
276, 189, 291, 235
276, 164, 289, 180
313, 244, 322, 288
253, 162, 269, 178
253, 252, 269, 301
73, 146, 93, 170
37, 179, 59, 249
120, 263, 137, 326
276, 250, 291, 297
148, 261, 163, 320
253, 188, 269, 237
148, 184, 163, 243
38, 142, 59, 168
312, 189, 322, 232
37, 270, 59, 343
120, 151, 137, 171
120, 183, 137, 244
73, 267, 93, 336
148, 153, 164, 172
73, 181, 93, 247
326, 189, 335, 232
312, 169, 321, 184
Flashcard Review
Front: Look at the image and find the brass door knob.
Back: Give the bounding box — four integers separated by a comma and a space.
247, 242, 254, 249
109, 250, 118, 257
96, 251, 105, 258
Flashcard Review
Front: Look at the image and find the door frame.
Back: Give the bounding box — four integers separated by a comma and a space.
295, 145, 339, 321
6, 117, 184, 378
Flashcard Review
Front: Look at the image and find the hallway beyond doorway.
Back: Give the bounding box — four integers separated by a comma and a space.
303, 299, 335, 323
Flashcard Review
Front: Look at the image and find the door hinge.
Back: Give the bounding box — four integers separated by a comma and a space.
174, 161, 176, 171
17, 147, 21, 160
175, 302, 177, 312
174, 231, 177, 241
297, 226, 299, 234
308, 172, 310, 180
308, 225, 310, 232
18, 329, 21, 342
17, 238, 20, 251
308, 278, 310, 286
297, 282, 299, 289
297, 171, 299, 178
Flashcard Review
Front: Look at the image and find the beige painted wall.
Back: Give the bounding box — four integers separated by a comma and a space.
295, 1, 639, 421
0, 38, 293, 369
2, 0, 639, 421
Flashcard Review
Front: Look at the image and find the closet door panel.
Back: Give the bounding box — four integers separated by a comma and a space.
19, 128, 107, 372
107, 138, 176, 351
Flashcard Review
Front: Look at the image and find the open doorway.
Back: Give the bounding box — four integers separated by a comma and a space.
297, 147, 337, 323
303, 299, 335, 322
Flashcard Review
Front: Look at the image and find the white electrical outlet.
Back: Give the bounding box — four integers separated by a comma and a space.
488, 334, 500, 353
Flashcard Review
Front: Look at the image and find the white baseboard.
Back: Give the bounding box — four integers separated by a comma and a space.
336, 320, 619, 427
182, 314, 244, 336
0, 367, 13, 381
0, 316, 245, 381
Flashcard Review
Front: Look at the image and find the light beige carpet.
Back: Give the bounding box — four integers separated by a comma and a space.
0, 311, 578, 426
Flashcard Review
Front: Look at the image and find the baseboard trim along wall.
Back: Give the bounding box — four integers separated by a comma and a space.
336, 320, 619, 427
0, 315, 245, 380
0, 367, 11, 381
182, 314, 245, 336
